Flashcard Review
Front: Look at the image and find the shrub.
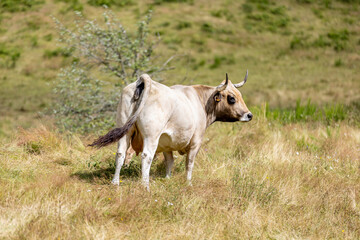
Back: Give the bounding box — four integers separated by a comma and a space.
52, 64, 118, 133
52, 10, 176, 133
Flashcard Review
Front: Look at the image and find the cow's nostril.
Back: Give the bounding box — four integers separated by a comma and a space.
247, 112, 253, 120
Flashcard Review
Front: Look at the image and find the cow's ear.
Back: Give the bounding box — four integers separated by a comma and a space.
214, 93, 221, 102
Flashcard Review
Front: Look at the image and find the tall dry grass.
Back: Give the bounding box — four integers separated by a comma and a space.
1, 114, 359, 239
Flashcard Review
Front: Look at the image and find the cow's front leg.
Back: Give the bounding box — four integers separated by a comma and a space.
163, 151, 174, 179
112, 135, 130, 185
186, 144, 201, 186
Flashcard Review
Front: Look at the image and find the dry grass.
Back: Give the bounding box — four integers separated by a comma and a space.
1, 0, 360, 239
1, 115, 359, 239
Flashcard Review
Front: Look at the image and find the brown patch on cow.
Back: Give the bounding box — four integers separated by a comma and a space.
131, 126, 143, 155
192, 85, 216, 108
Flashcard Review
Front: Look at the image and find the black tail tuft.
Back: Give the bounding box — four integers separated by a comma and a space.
89, 116, 136, 148
88, 127, 125, 148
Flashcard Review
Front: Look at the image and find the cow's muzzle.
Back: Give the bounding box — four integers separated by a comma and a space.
240, 112, 253, 122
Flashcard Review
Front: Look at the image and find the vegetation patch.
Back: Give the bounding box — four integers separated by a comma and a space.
87, 0, 133, 7
43, 48, 72, 58
51, 10, 176, 133
175, 21, 192, 30
263, 99, 348, 124
153, 0, 193, 5
0, 43, 21, 68
243, 0, 291, 34
291, 29, 351, 51
232, 173, 278, 208
210, 9, 235, 22
56, 0, 84, 12
0, 0, 44, 13
209, 55, 235, 69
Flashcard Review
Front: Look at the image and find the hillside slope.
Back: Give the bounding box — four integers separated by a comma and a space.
0, 0, 359, 134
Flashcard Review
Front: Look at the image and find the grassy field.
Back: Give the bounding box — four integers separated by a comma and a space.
0, 0, 360, 239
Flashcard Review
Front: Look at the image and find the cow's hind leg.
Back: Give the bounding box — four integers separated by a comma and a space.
141, 138, 159, 191
111, 134, 130, 185
163, 151, 174, 179
186, 144, 201, 186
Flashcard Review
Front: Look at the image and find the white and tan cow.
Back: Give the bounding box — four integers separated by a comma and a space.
90, 72, 252, 190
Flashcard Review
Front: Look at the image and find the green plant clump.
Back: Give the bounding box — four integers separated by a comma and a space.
264, 99, 347, 124
0, 43, 21, 68
0, 0, 44, 13
87, 0, 133, 7
52, 10, 175, 133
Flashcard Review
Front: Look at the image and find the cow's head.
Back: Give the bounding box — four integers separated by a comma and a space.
213, 72, 252, 122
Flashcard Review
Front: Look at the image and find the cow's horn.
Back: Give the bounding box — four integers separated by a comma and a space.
233, 70, 248, 88
216, 73, 229, 91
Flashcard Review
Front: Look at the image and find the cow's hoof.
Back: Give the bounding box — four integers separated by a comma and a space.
111, 179, 120, 185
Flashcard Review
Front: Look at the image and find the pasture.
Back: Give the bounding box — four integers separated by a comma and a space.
0, 0, 359, 239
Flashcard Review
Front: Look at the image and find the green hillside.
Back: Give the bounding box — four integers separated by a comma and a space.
0, 0, 359, 133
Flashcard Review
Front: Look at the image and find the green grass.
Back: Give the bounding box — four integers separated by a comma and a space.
261, 99, 349, 124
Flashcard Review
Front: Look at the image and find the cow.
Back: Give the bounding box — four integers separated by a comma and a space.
90, 72, 252, 190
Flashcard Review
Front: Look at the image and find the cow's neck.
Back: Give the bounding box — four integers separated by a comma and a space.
192, 85, 217, 128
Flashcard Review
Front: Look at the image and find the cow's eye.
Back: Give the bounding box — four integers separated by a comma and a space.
227, 96, 236, 104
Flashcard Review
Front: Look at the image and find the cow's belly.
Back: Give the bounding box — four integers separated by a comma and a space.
156, 128, 193, 153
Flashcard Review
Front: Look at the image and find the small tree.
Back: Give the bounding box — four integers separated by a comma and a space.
52, 10, 175, 133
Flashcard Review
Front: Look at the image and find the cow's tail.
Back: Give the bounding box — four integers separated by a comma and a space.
89, 74, 152, 148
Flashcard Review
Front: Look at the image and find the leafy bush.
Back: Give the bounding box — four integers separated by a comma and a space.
53, 64, 118, 133
52, 10, 175, 133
